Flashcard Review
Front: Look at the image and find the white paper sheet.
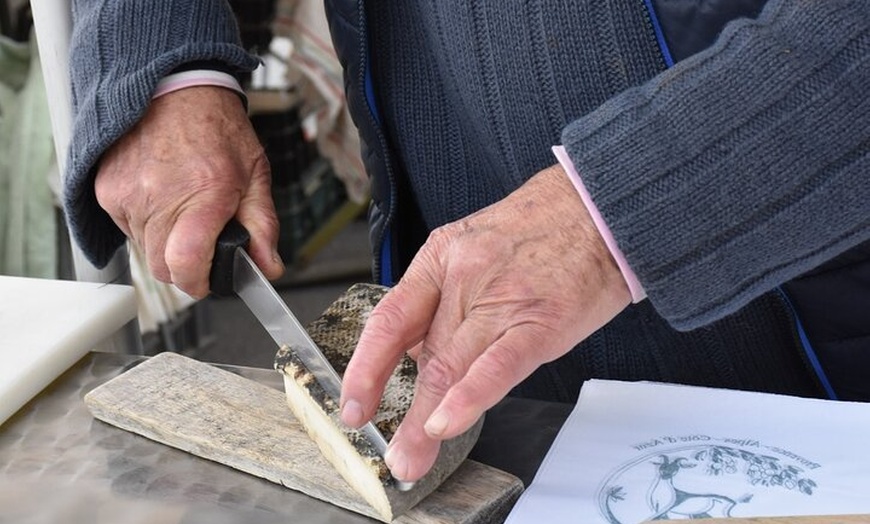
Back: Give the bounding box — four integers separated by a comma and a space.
507, 380, 870, 523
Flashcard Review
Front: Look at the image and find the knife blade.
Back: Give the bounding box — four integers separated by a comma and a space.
209, 219, 414, 491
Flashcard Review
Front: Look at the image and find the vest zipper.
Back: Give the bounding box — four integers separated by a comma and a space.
359, 0, 397, 286
776, 287, 838, 400
639, 0, 675, 68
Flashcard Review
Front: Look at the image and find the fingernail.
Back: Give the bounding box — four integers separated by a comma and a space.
424, 409, 450, 437
272, 249, 284, 266
384, 446, 409, 481
341, 399, 365, 428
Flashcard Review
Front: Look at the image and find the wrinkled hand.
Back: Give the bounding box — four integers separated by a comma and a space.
340, 164, 632, 482
95, 86, 283, 298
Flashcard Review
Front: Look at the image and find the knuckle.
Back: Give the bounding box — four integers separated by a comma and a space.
256, 204, 281, 234
93, 180, 114, 210
164, 248, 207, 276
421, 220, 495, 277
425, 225, 451, 247
252, 147, 271, 175
478, 340, 524, 384
416, 353, 460, 398
407, 225, 463, 282
145, 254, 171, 283
424, 222, 464, 252
366, 300, 408, 338
163, 238, 209, 279
444, 382, 477, 412
138, 166, 171, 196
162, 250, 192, 274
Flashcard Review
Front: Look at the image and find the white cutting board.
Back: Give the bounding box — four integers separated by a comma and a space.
0, 276, 137, 426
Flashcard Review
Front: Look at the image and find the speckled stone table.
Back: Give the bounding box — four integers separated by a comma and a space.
0, 352, 571, 524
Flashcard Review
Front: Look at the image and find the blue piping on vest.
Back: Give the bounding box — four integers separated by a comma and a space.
777, 288, 838, 400
364, 53, 394, 286
643, 0, 675, 67
379, 232, 394, 286
364, 55, 382, 127
642, 2, 832, 398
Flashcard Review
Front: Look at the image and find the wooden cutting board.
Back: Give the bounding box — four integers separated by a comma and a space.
85, 352, 523, 523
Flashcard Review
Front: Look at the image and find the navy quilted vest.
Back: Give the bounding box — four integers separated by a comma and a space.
324, 0, 870, 400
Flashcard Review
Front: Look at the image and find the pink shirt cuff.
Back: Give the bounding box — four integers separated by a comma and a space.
152, 70, 246, 104
552, 145, 647, 303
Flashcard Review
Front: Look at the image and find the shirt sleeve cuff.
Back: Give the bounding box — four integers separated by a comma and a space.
152, 69, 247, 107
552, 145, 647, 303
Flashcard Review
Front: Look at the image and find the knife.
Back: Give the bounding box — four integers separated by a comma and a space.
209, 219, 414, 491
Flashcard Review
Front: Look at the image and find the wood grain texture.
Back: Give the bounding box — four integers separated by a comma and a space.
85, 352, 523, 524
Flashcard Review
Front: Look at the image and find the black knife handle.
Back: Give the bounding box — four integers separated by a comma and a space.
209, 218, 251, 297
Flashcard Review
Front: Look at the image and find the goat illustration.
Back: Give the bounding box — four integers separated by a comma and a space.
646, 455, 752, 520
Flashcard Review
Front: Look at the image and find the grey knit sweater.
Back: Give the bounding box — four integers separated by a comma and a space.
563, 0, 870, 329
66, 0, 870, 333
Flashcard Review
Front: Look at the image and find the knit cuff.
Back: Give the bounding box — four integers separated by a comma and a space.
552, 146, 646, 303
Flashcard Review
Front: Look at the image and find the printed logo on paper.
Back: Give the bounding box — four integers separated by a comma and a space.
597, 436, 818, 523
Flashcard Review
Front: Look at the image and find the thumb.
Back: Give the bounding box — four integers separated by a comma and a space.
165, 206, 229, 298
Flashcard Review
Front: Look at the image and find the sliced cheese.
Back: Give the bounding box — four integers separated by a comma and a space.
275, 283, 482, 522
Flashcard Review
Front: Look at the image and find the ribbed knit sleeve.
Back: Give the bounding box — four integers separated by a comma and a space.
65, 0, 260, 268
562, 0, 870, 330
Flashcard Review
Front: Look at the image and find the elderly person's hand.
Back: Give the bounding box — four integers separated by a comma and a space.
339, 164, 632, 482
94, 86, 283, 297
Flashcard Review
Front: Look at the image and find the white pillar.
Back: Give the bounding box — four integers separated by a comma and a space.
30, 0, 142, 353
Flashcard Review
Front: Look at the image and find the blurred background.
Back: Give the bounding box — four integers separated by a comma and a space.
0, 0, 374, 368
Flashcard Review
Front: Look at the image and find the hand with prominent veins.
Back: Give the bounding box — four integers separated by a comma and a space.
340, 164, 632, 482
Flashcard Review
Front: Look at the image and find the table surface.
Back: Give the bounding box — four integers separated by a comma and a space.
0, 351, 571, 524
